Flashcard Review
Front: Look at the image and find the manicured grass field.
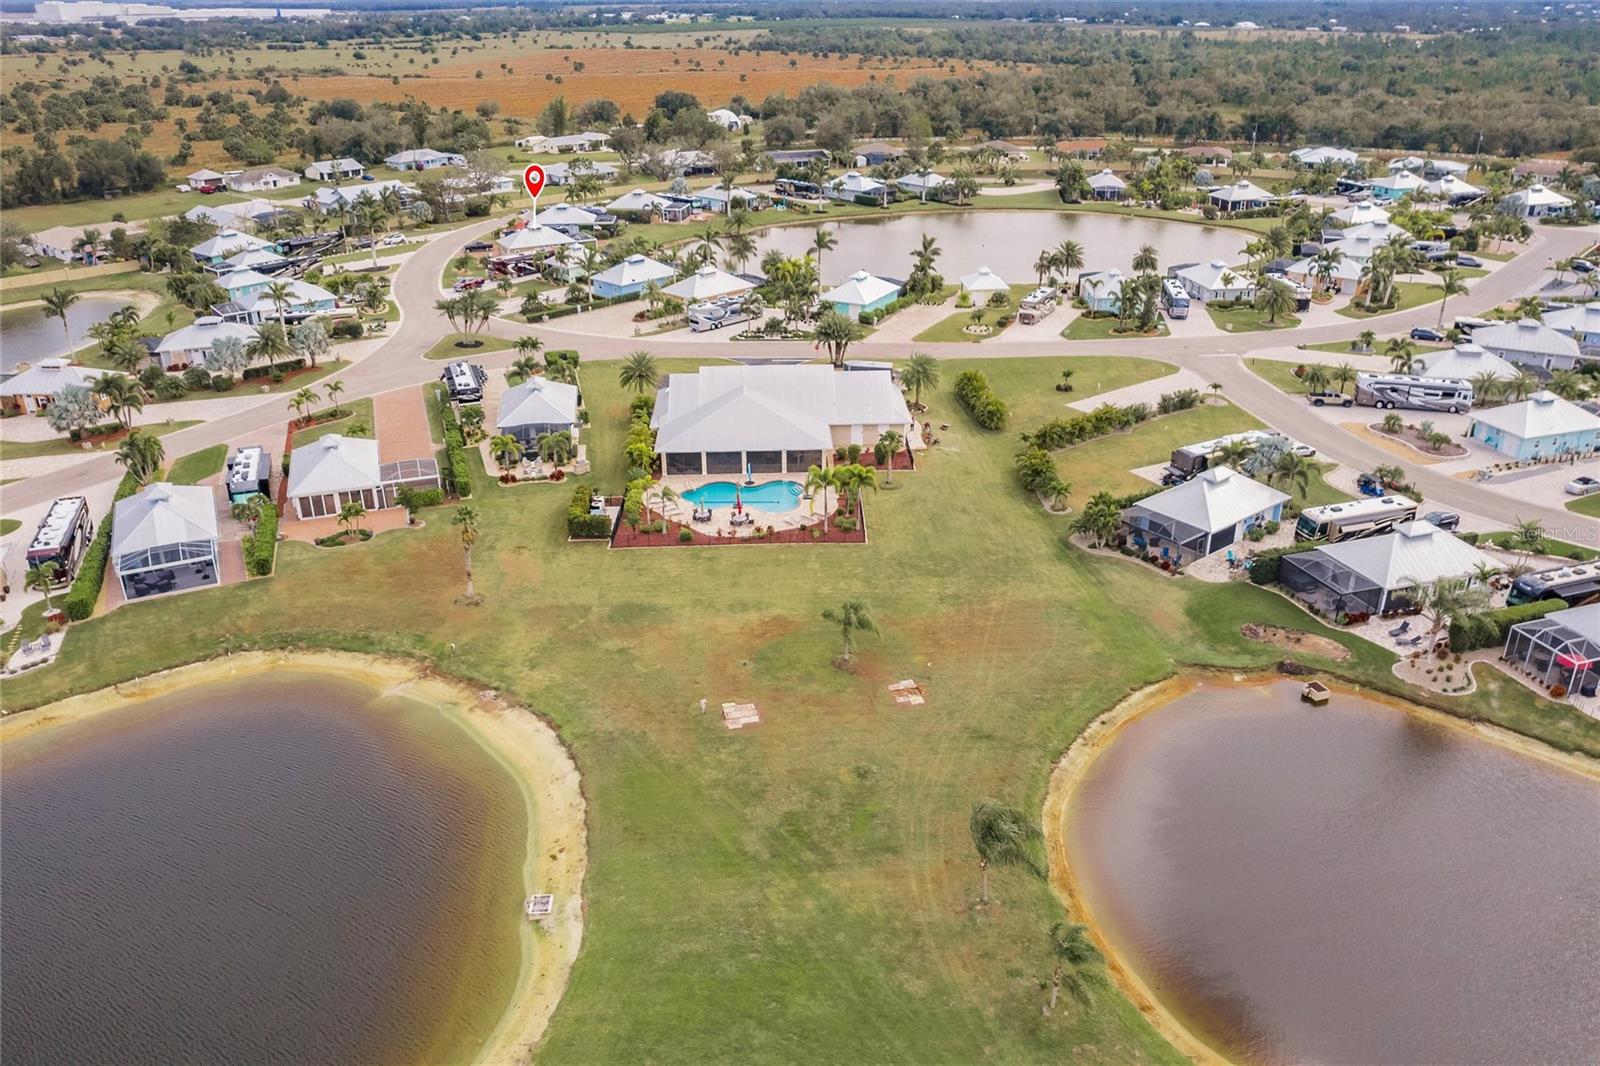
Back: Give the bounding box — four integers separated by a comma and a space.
1060, 312, 1169, 340
1478, 530, 1599, 562
166, 444, 227, 485
0, 518, 20, 536
1205, 302, 1300, 333
0, 420, 201, 461
914, 286, 1035, 343
425, 334, 516, 361
1568, 493, 1600, 520
290, 397, 375, 448
6, 354, 1595, 1064
1336, 281, 1444, 319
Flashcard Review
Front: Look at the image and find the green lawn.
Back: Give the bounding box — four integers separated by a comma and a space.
166, 444, 227, 485
1478, 530, 1599, 562
1061, 313, 1168, 341
0, 518, 20, 536
290, 397, 374, 448
1304, 339, 1378, 355
1204, 302, 1301, 333
914, 285, 1035, 343
0, 420, 201, 461
425, 334, 517, 361
5, 354, 1596, 1065
166, 359, 352, 404
1337, 281, 1444, 319
1568, 493, 1600, 520
0, 268, 168, 307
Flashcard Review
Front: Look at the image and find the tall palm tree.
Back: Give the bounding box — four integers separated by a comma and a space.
809, 226, 837, 281
968, 799, 1042, 905
1302, 364, 1332, 394
618, 350, 659, 394
725, 232, 757, 274
248, 321, 293, 373
1131, 243, 1159, 275
262, 280, 295, 330
26, 560, 61, 613
452, 505, 481, 602
41, 287, 81, 350
489, 433, 524, 473
1033, 249, 1054, 287
875, 429, 904, 484
1434, 268, 1468, 327
1504, 371, 1540, 402
1514, 295, 1544, 321
1332, 362, 1358, 396
1270, 449, 1316, 500
93, 373, 144, 429
1469, 370, 1504, 406
1384, 337, 1419, 374
813, 309, 865, 368
900, 352, 941, 409
820, 599, 876, 662
1255, 277, 1297, 324
114, 430, 165, 486
1051, 240, 1085, 288
1046, 922, 1106, 1011
324, 379, 346, 417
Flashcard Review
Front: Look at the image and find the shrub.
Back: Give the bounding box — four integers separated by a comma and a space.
61, 472, 141, 620
567, 483, 611, 538
209, 374, 233, 393
242, 358, 306, 381
243, 502, 279, 576
679, 527, 695, 543
182, 366, 212, 391
953, 369, 1008, 430
835, 516, 858, 532
436, 389, 472, 497
1156, 388, 1202, 414
1449, 599, 1568, 652
1021, 404, 1149, 450
1248, 540, 1324, 585
330, 320, 363, 340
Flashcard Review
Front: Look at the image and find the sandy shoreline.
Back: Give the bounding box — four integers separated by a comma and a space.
0, 650, 587, 1066
1041, 671, 1600, 1066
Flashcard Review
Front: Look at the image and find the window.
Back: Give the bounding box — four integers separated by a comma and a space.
665, 453, 702, 475
705, 451, 742, 475
746, 450, 782, 473
786, 450, 823, 471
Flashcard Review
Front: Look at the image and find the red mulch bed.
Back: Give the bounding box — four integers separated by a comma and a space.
852, 447, 916, 472
611, 499, 868, 548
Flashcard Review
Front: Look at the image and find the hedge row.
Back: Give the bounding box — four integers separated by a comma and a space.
242, 358, 306, 382
436, 390, 473, 498
523, 290, 640, 322
1449, 598, 1568, 652
243, 502, 279, 577
567, 483, 611, 538
1022, 403, 1152, 450
953, 369, 1008, 430
62, 471, 141, 621
1247, 540, 1325, 585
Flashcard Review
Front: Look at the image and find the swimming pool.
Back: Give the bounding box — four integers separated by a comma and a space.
681, 480, 804, 512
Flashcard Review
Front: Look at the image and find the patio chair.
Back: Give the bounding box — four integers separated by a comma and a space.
1388, 620, 1411, 637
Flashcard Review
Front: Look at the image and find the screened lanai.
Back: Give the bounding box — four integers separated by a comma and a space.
111, 483, 219, 601
1503, 604, 1600, 699
1278, 551, 1390, 618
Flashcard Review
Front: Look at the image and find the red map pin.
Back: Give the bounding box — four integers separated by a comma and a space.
523, 164, 546, 201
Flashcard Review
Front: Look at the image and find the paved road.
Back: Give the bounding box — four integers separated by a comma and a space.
4, 216, 1595, 534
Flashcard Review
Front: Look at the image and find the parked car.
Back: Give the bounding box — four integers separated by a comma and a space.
1565, 475, 1600, 496
463, 241, 493, 253
1291, 443, 1318, 457
1410, 326, 1446, 342
1423, 510, 1461, 531
380, 233, 407, 247
1454, 254, 1483, 268
453, 277, 486, 291
1345, 190, 1371, 202
1571, 259, 1595, 274
1307, 391, 1353, 408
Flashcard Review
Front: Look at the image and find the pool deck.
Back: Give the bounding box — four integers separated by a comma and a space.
656, 475, 835, 538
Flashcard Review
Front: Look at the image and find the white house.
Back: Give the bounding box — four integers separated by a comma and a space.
1121, 466, 1289, 567
542, 132, 611, 153
1339, 220, 1412, 246
960, 266, 1009, 296
284, 433, 441, 519
1077, 269, 1127, 314
707, 108, 752, 131
496, 378, 581, 448
305, 157, 365, 182
151, 317, 258, 371
191, 230, 276, 265
651, 363, 915, 476
1291, 146, 1359, 167
590, 254, 676, 299
1468, 391, 1600, 460
228, 166, 300, 192
110, 483, 219, 601
1208, 179, 1275, 212
1324, 234, 1396, 264
825, 170, 890, 206
0, 359, 106, 415
1387, 155, 1426, 174
605, 188, 671, 217
307, 179, 413, 214
1472, 318, 1585, 372
691, 185, 762, 213
1279, 520, 1499, 617
543, 160, 620, 186
1417, 343, 1521, 382
532, 203, 608, 232
383, 148, 464, 171
184, 198, 281, 229
1175, 260, 1255, 302
824, 270, 902, 319
25, 223, 144, 263
1285, 253, 1364, 294
1330, 202, 1391, 227
493, 224, 576, 258
1086, 168, 1127, 201
894, 171, 951, 202
1426, 158, 1470, 177
1499, 183, 1573, 219
214, 248, 288, 275
1423, 174, 1483, 204
513, 134, 547, 150
223, 278, 339, 325
1543, 302, 1600, 355
662, 265, 754, 302
185, 167, 227, 191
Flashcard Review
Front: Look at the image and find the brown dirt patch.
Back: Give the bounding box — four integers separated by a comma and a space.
1240, 622, 1351, 661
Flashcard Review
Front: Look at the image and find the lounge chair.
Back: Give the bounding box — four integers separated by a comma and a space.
1397, 634, 1424, 647
1388, 620, 1411, 637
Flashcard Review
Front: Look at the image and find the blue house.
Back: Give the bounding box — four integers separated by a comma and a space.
590, 254, 677, 300
1468, 392, 1600, 461
1077, 270, 1126, 315
824, 271, 901, 319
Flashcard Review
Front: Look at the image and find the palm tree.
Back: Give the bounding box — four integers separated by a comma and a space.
900, 353, 941, 410
262, 280, 295, 330
1033, 249, 1054, 287
1302, 364, 1331, 394
618, 350, 659, 394
1333, 362, 1358, 396
41, 287, 81, 350
337, 500, 366, 537
1131, 243, 1159, 276
820, 599, 876, 663
1051, 240, 1085, 288
809, 227, 837, 281
968, 799, 1042, 905
1504, 371, 1539, 402
452, 505, 481, 602
324, 379, 346, 417
1384, 338, 1418, 374
288, 385, 320, 424
1354, 329, 1377, 353
114, 430, 165, 486
1046, 922, 1106, 1011
1213, 438, 1257, 468
813, 309, 865, 368
1255, 277, 1297, 324
489, 433, 524, 473
803, 464, 836, 527
537, 430, 576, 466
508, 354, 542, 384
1514, 295, 1544, 321
248, 321, 294, 373
1071, 491, 1121, 548
1434, 268, 1468, 327
26, 560, 61, 614
1270, 449, 1316, 500
876, 429, 905, 483
93, 373, 144, 430
725, 232, 757, 274
1547, 369, 1589, 401
1469, 370, 1504, 406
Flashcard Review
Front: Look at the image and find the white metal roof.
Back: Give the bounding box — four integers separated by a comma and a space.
155, 318, 257, 354
1287, 254, 1364, 283
1087, 168, 1126, 190
1526, 603, 1600, 644
236, 278, 335, 314
661, 265, 753, 301
1369, 170, 1426, 193
960, 266, 1009, 293
1419, 344, 1521, 381
1339, 220, 1411, 244
286, 434, 381, 497
1176, 259, 1252, 292
827, 171, 888, 195
534, 203, 605, 227
1543, 301, 1600, 338
0, 359, 105, 397
1293, 147, 1359, 166
1078, 269, 1127, 300
1472, 318, 1582, 360
1209, 179, 1275, 204
1330, 202, 1391, 226
497, 225, 576, 252
1306, 521, 1498, 591
895, 171, 948, 192
216, 268, 273, 292
605, 189, 670, 213
1423, 174, 1483, 198
1503, 183, 1572, 209
496, 377, 579, 431
112, 483, 218, 556
1472, 391, 1600, 439
652, 364, 912, 455
192, 230, 275, 259
1129, 466, 1289, 535
592, 254, 675, 288
824, 270, 900, 307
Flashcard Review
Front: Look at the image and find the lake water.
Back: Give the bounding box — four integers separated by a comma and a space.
1064, 679, 1600, 1065
0, 296, 129, 373
1, 672, 528, 1066
752, 210, 1250, 287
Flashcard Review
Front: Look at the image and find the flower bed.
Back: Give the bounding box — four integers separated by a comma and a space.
611, 498, 868, 548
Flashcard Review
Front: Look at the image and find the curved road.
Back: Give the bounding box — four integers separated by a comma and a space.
5, 216, 1595, 533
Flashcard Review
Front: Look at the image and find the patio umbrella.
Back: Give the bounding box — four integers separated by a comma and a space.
735, 487, 743, 515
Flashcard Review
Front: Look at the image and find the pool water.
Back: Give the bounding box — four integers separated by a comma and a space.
681, 480, 803, 512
